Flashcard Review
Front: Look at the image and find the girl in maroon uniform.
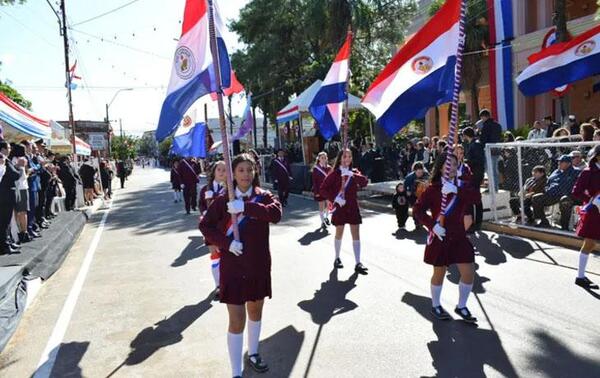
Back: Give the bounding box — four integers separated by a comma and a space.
170, 160, 182, 203
320, 149, 369, 274
572, 145, 600, 289
414, 153, 479, 322
312, 152, 332, 227
199, 154, 282, 377
199, 161, 228, 298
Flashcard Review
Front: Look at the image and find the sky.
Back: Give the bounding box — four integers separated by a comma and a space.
0, 0, 252, 136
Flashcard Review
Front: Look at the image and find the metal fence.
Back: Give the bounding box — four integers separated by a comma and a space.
485, 138, 598, 232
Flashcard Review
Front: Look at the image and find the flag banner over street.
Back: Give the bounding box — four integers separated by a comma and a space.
516, 23, 600, 96
309, 34, 351, 141
276, 106, 299, 124
170, 111, 207, 158
232, 94, 253, 141
155, 0, 230, 141
361, 0, 460, 136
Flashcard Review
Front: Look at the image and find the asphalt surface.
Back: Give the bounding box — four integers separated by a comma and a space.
1, 167, 599, 378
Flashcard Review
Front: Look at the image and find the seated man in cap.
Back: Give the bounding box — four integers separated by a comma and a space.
531, 155, 581, 229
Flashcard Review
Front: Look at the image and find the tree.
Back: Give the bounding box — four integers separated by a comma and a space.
138, 133, 159, 157
158, 137, 173, 161
429, 0, 488, 119
231, 0, 417, 145
0, 0, 26, 5
111, 135, 138, 160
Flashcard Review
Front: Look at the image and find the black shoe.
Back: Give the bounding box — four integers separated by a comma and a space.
355, 263, 368, 275
324, 218, 330, 226
19, 232, 31, 243
575, 277, 599, 289
431, 306, 451, 320
10, 243, 21, 250
247, 354, 269, 373
454, 307, 477, 323
213, 287, 220, 301
535, 219, 551, 228
334, 258, 343, 269
186, 210, 191, 215
29, 230, 41, 238
38, 223, 49, 229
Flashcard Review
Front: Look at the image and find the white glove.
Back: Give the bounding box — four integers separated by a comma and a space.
442, 181, 458, 195
341, 168, 354, 177
229, 240, 243, 256
433, 223, 446, 241
227, 199, 245, 214
181, 184, 185, 189
205, 190, 214, 199
334, 195, 346, 207
593, 195, 600, 211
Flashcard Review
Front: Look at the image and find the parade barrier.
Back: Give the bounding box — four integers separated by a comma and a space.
0, 209, 89, 352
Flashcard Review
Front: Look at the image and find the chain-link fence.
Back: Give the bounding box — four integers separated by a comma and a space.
485, 137, 598, 232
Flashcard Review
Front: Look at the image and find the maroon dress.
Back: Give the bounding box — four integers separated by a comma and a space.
312, 164, 331, 202
170, 168, 182, 190
177, 159, 200, 212
414, 181, 478, 266
198, 187, 282, 305
572, 163, 600, 240
320, 168, 368, 226
198, 181, 225, 214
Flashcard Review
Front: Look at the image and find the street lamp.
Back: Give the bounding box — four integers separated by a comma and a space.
105, 88, 133, 157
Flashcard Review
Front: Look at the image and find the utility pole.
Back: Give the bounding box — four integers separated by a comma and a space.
60, 0, 77, 161
120, 119, 123, 138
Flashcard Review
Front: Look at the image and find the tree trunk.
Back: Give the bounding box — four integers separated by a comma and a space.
554, 0, 569, 120
470, 83, 479, 122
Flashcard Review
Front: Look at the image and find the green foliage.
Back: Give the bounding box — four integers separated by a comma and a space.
137, 133, 158, 157
512, 125, 531, 139
0, 82, 32, 109
111, 135, 139, 160
0, 0, 26, 5
159, 137, 173, 160
231, 0, 417, 142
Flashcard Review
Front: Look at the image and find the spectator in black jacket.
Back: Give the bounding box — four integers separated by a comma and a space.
543, 115, 560, 138
0, 142, 22, 254
58, 156, 78, 211
478, 109, 503, 191
462, 127, 485, 230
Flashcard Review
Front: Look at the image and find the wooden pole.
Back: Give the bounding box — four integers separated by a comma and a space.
439, 0, 467, 227
208, 0, 239, 241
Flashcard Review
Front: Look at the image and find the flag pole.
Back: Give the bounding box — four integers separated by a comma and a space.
439, 0, 467, 227
342, 26, 353, 150
208, 0, 240, 241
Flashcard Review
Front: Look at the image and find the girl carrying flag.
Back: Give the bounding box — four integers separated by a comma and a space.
320, 149, 369, 274
413, 152, 479, 323
312, 151, 332, 228
199, 153, 282, 376
199, 160, 228, 299
572, 145, 600, 289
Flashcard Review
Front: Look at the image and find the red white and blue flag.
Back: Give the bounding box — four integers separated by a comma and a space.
156, 0, 231, 141
232, 94, 254, 141
309, 34, 351, 141
361, 0, 461, 136
516, 24, 600, 96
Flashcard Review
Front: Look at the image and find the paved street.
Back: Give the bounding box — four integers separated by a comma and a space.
1, 168, 599, 378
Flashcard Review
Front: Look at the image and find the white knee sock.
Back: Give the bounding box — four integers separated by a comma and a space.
319, 211, 325, 224
227, 332, 243, 377
247, 320, 261, 356
431, 284, 443, 307
211, 258, 220, 287
458, 281, 473, 308
578, 253, 589, 279
173, 191, 178, 201
334, 238, 342, 259
352, 240, 361, 264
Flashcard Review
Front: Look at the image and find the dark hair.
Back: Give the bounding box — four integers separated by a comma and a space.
207, 160, 226, 188
395, 182, 404, 191
0, 141, 8, 152
412, 161, 424, 171
504, 131, 515, 142
462, 127, 475, 139
581, 123, 594, 141
532, 165, 547, 176
437, 140, 447, 149
430, 152, 458, 184
232, 153, 260, 187
333, 148, 353, 170
543, 115, 553, 121
479, 109, 491, 118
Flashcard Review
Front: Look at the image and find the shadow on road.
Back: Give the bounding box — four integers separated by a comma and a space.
242, 325, 305, 377
297, 269, 359, 325
401, 292, 519, 378
445, 263, 491, 294
526, 329, 600, 377
171, 236, 209, 267
392, 227, 427, 245
107, 293, 213, 377
32, 341, 89, 378
297, 227, 330, 246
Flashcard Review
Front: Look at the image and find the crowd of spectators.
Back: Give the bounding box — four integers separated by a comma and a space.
0, 133, 118, 255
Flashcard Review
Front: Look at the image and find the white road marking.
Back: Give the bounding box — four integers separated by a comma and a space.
33, 201, 113, 378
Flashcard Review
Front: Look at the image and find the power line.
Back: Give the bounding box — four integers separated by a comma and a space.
71, 0, 143, 27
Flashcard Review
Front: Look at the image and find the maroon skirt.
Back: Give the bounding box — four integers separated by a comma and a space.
576, 206, 600, 240
314, 193, 326, 202
424, 233, 475, 266
331, 201, 362, 226
219, 251, 272, 305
